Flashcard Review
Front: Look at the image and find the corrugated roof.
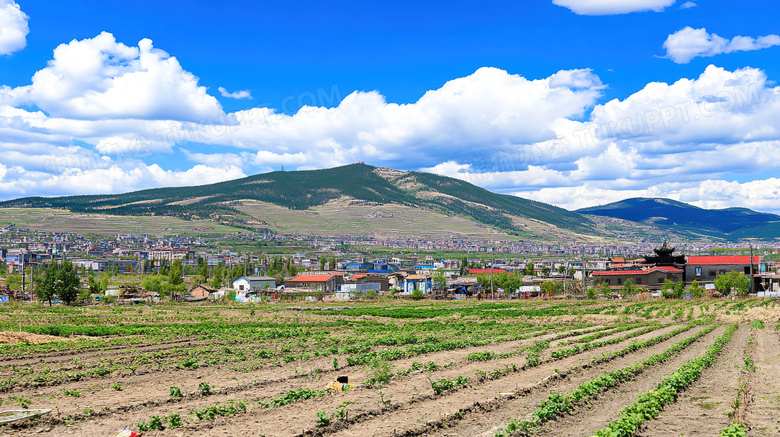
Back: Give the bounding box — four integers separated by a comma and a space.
686, 256, 759, 265
468, 269, 508, 275
289, 274, 335, 282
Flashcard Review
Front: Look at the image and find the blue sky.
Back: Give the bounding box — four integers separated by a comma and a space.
1, 0, 780, 213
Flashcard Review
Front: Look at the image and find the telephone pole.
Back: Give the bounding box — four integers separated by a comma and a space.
490, 261, 494, 300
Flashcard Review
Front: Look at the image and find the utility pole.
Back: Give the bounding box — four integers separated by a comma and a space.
490, 261, 494, 300
749, 243, 754, 295
581, 248, 586, 295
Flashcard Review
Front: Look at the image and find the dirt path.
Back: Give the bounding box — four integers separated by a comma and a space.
635, 325, 749, 437
531, 325, 727, 437
423, 324, 713, 437
744, 328, 780, 436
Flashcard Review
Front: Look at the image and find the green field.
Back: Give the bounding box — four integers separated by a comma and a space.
0, 298, 773, 436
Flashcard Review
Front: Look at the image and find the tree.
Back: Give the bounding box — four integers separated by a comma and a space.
209, 266, 224, 289
411, 288, 424, 300
660, 279, 677, 299
319, 257, 327, 270
541, 266, 551, 277
6, 272, 22, 291
601, 282, 611, 297
525, 263, 535, 276
0, 261, 7, 276
58, 261, 81, 305
540, 280, 561, 297
37, 264, 58, 306
568, 268, 576, 278
88, 274, 101, 295
101, 274, 111, 293
432, 270, 447, 290
689, 280, 703, 299
459, 256, 467, 277
557, 266, 565, 275
714, 270, 750, 297
586, 286, 597, 300
621, 278, 638, 296
169, 259, 184, 286
38, 261, 80, 306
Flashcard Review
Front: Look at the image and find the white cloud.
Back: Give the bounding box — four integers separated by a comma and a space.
213, 67, 604, 169
679, 1, 696, 9
0, 162, 245, 197
2, 29, 780, 216
664, 27, 780, 63
218, 87, 253, 100
552, 0, 675, 15
0, 0, 28, 55
4, 32, 222, 121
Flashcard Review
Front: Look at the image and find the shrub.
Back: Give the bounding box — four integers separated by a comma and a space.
365, 357, 395, 386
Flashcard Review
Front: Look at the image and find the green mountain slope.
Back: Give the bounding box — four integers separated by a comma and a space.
577, 197, 780, 239
0, 163, 592, 234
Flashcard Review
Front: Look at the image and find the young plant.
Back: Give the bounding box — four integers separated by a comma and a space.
377, 390, 393, 409
333, 401, 354, 420
198, 382, 212, 396
316, 411, 331, 427
170, 386, 183, 397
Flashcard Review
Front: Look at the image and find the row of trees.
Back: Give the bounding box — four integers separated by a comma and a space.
587, 270, 751, 299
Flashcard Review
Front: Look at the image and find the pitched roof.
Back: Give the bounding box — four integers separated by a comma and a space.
288, 274, 335, 282
468, 269, 508, 275
593, 266, 682, 276
686, 256, 759, 265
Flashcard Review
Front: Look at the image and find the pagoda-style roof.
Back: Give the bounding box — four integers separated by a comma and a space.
646, 241, 685, 266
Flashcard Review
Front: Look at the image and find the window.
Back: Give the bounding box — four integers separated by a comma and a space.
708, 270, 716, 276
658, 278, 664, 284
636, 278, 642, 285
695, 267, 702, 277
617, 278, 622, 285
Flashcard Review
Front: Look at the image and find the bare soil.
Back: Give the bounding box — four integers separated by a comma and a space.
635, 325, 750, 436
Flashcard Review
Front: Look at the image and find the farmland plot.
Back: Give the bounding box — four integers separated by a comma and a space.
0, 299, 775, 436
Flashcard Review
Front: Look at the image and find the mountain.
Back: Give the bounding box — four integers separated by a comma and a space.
577, 197, 780, 239
0, 163, 593, 235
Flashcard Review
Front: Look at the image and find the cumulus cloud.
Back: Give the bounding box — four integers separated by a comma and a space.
679, 1, 696, 9
553, 0, 675, 15
4, 32, 222, 121
0, 162, 245, 198
0, 0, 28, 55
218, 87, 253, 99
209, 67, 604, 169
664, 27, 780, 63
2, 29, 780, 215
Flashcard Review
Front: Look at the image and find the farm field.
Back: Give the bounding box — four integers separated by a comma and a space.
0, 299, 776, 436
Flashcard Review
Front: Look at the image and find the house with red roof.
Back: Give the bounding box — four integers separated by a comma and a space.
284, 274, 341, 293
684, 255, 760, 283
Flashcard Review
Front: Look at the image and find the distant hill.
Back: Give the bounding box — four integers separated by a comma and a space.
577, 197, 780, 239
0, 163, 593, 235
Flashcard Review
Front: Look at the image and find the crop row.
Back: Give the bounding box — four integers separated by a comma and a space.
495, 323, 714, 436
591, 324, 737, 437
